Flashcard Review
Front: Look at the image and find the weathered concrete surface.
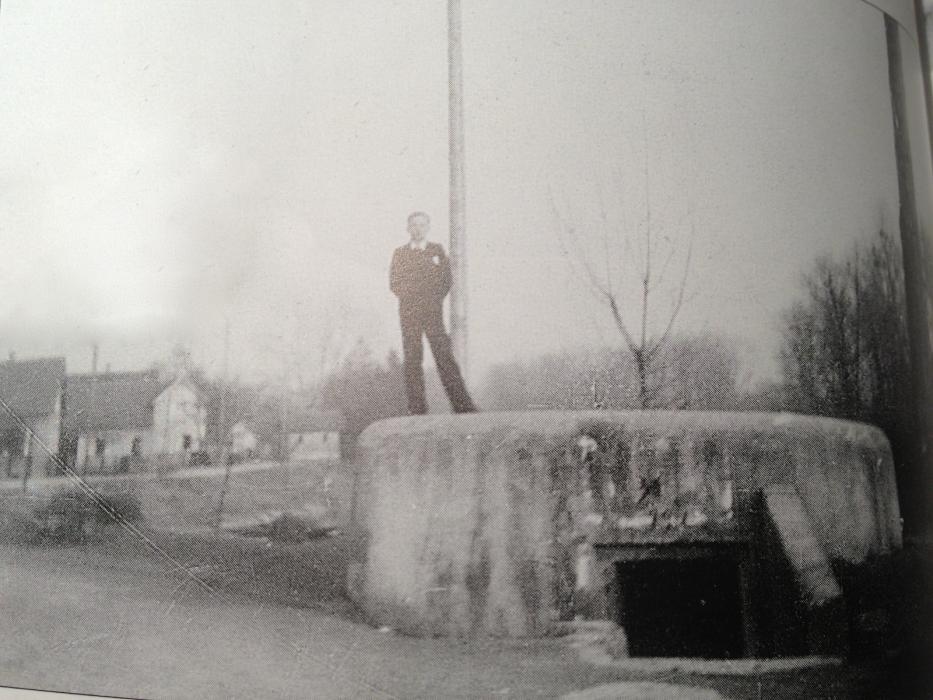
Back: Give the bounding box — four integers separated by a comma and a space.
764, 486, 841, 604
349, 411, 901, 639
562, 681, 725, 699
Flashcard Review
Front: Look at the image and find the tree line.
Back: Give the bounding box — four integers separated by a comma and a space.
199, 229, 916, 523
778, 229, 919, 531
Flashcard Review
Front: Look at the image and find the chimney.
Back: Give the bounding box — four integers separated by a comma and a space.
8, 351, 15, 363
91, 343, 99, 374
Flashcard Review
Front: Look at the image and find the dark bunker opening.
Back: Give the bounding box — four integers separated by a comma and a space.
615, 557, 745, 658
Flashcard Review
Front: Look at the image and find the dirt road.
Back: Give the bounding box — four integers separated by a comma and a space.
0, 536, 887, 699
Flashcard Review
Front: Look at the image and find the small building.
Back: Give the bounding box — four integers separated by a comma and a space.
286, 409, 343, 461
63, 371, 162, 473
151, 370, 207, 456
63, 369, 206, 472
0, 356, 65, 477
229, 421, 258, 459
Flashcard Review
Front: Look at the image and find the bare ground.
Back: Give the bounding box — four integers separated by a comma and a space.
0, 522, 923, 699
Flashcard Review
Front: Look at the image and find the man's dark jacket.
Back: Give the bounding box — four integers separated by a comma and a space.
390, 242, 452, 309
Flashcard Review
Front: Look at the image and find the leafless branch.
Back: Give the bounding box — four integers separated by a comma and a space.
596, 185, 615, 295
652, 242, 677, 293
647, 223, 695, 360
606, 293, 637, 354
550, 186, 618, 304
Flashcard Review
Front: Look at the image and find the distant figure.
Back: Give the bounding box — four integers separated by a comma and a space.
390, 211, 476, 415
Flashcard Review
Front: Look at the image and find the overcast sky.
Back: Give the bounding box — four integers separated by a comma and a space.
0, 0, 924, 388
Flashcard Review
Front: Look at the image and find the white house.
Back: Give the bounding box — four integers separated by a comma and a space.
152, 372, 206, 456
229, 421, 258, 457
64, 369, 206, 472
0, 356, 65, 477
286, 409, 343, 461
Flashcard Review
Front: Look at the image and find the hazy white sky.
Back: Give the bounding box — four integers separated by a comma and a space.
0, 0, 925, 388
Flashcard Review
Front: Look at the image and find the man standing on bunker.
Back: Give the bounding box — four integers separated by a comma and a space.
390, 211, 476, 415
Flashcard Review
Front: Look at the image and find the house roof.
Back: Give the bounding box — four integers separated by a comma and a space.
285, 408, 344, 434
158, 370, 207, 401
64, 371, 162, 432
0, 357, 65, 429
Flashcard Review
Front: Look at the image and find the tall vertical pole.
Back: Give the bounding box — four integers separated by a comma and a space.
448, 0, 468, 377
83, 343, 99, 472
915, 0, 933, 165
214, 318, 231, 532
886, 14, 933, 537
280, 359, 290, 464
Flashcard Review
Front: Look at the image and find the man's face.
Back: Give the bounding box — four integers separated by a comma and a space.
408, 215, 430, 244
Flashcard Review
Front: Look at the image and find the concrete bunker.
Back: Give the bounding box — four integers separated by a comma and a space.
348, 411, 901, 659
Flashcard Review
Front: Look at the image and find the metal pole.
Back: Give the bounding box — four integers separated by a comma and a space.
448, 0, 468, 377
83, 343, 98, 473
916, 0, 933, 165
21, 431, 29, 493
214, 318, 231, 533
885, 13, 933, 536
280, 363, 290, 465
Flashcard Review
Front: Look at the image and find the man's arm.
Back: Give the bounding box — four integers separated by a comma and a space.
435, 244, 453, 298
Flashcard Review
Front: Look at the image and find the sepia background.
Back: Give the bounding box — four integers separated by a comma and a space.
0, 0, 929, 388
0, 1, 931, 698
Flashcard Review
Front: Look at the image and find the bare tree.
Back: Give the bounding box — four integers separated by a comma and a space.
270, 292, 362, 461
319, 341, 406, 455
780, 229, 916, 527
479, 334, 739, 412
780, 230, 910, 423
650, 334, 740, 410
551, 174, 694, 408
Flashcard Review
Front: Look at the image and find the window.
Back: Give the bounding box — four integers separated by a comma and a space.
182, 434, 192, 450
95, 437, 106, 456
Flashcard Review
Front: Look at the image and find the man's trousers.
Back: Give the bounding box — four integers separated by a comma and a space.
399, 302, 476, 415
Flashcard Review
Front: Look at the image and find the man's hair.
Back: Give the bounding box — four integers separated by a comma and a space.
407, 211, 430, 224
